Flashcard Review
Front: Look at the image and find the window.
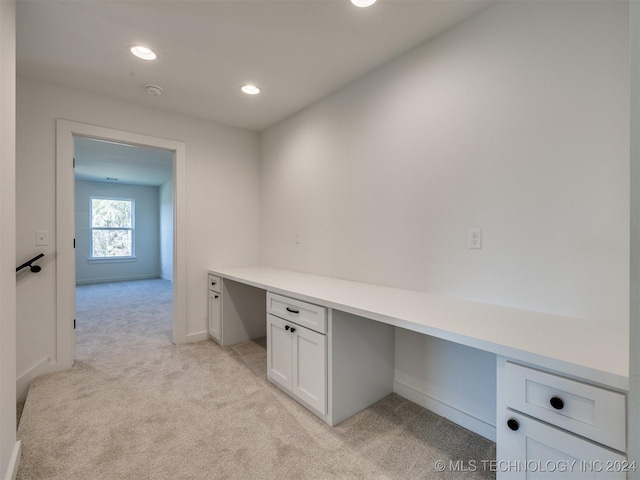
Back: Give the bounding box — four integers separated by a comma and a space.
90, 197, 135, 258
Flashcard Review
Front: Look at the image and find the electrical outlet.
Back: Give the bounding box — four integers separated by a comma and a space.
296, 232, 301, 244
468, 228, 482, 249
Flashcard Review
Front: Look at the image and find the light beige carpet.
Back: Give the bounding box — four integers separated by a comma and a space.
17, 279, 495, 479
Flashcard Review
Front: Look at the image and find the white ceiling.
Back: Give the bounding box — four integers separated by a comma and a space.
74, 136, 173, 186
16, 0, 491, 133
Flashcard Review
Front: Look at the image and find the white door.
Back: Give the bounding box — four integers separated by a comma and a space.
292, 324, 327, 415
267, 314, 292, 390
208, 291, 222, 342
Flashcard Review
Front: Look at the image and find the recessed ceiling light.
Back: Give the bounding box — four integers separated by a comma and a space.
350, 0, 377, 6
130, 45, 157, 61
241, 84, 261, 95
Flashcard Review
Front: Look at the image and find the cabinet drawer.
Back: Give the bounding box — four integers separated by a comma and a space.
498, 409, 627, 479
267, 292, 327, 334
208, 274, 222, 293
504, 362, 626, 452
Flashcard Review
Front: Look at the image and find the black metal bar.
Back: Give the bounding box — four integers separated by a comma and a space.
16, 253, 44, 273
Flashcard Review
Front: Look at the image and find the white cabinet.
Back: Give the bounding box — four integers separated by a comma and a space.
267, 293, 327, 334
292, 319, 327, 413
208, 274, 222, 293
267, 313, 327, 415
208, 274, 222, 343
208, 290, 222, 342
207, 271, 399, 427
503, 362, 626, 452
265, 293, 394, 425
267, 293, 328, 416
497, 358, 629, 479
267, 314, 293, 390
498, 410, 627, 479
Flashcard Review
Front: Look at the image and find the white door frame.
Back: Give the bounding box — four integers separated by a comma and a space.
56, 119, 187, 368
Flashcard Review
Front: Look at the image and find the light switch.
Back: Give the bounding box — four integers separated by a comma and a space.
36, 231, 48, 246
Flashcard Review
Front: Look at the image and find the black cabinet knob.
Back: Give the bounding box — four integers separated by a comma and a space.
285, 325, 290, 331
507, 418, 520, 431
290, 327, 296, 333
550, 396, 564, 410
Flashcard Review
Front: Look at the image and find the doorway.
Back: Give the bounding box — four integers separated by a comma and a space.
56, 120, 187, 369
73, 136, 174, 344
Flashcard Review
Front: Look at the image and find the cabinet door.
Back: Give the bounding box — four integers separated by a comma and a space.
498, 411, 627, 479
292, 325, 327, 415
208, 290, 222, 342
267, 314, 292, 391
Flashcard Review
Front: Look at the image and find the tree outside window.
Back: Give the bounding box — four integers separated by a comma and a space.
91, 197, 135, 258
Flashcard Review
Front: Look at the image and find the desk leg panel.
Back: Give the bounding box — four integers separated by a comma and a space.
330, 309, 395, 426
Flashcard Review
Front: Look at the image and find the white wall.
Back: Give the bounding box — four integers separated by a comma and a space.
0, 1, 19, 479
16, 76, 261, 399
159, 180, 174, 281
629, 1, 639, 476
260, 1, 629, 438
75, 180, 160, 284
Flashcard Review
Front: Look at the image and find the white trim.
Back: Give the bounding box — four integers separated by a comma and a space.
87, 257, 137, 263
89, 195, 135, 259
16, 356, 50, 402
393, 380, 496, 442
75, 274, 161, 286
56, 120, 188, 367
629, 2, 640, 477
186, 332, 210, 343
4, 441, 20, 480
55, 121, 75, 368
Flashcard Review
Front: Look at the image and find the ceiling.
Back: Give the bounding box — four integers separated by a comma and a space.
74, 136, 173, 186
16, 0, 491, 133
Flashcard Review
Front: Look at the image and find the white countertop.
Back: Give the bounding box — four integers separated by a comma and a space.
210, 266, 629, 391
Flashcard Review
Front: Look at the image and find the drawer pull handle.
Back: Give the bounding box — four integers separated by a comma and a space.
286, 307, 299, 314
214, 295, 219, 299
290, 327, 296, 333
285, 325, 290, 331
507, 418, 520, 431
211, 282, 216, 285
550, 396, 565, 410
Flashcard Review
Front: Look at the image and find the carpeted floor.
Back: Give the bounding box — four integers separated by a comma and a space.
17, 278, 496, 479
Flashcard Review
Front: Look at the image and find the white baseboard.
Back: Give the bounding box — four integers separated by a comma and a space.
184, 331, 210, 343
16, 357, 51, 402
76, 274, 160, 285
4, 441, 20, 480
393, 380, 496, 442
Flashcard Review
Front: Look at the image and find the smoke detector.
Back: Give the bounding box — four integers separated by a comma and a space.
145, 84, 164, 96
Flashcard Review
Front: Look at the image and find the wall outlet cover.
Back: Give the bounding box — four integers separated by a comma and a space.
468, 228, 482, 249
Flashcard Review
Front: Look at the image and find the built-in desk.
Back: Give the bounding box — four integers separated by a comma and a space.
209, 266, 631, 478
